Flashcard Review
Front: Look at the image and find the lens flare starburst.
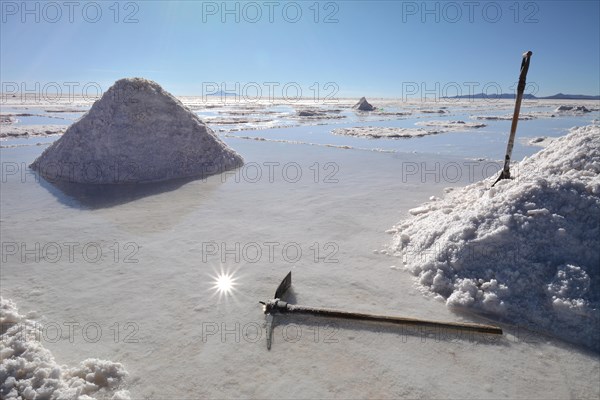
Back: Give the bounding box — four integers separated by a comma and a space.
210, 268, 238, 301
214, 272, 235, 295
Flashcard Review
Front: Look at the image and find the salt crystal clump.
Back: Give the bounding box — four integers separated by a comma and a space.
30, 78, 243, 184
389, 125, 600, 351
0, 297, 129, 399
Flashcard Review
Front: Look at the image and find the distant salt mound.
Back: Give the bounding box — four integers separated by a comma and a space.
30, 78, 243, 184
555, 105, 591, 113
353, 97, 375, 111
0, 297, 130, 399
388, 125, 600, 351
333, 126, 433, 138
416, 120, 486, 129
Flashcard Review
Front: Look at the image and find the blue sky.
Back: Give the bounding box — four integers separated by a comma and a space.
1, 0, 599, 98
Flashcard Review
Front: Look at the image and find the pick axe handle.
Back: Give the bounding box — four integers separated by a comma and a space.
500, 51, 533, 176
287, 304, 503, 335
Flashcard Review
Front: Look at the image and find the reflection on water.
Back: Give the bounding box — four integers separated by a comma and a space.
38, 174, 211, 210
32, 169, 237, 234
39, 171, 230, 210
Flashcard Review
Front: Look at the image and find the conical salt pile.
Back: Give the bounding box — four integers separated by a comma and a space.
352, 97, 375, 111
31, 78, 243, 184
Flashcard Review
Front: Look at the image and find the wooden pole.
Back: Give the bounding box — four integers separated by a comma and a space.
492, 50, 533, 186
286, 303, 503, 335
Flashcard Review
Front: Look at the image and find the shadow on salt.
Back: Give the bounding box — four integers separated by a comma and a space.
37, 176, 192, 209
36, 170, 235, 210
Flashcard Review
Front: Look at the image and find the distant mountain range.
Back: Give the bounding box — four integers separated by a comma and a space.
446, 93, 600, 100
540, 93, 600, 100
206, 90, 238, 96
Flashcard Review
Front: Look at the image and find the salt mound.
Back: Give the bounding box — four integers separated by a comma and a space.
332, 126, 433, 138
30, 78, 243, 184
353, 97, 375, 111
555, 105, 591, 113
0, 297, 130, 399
388, 125, 600, 351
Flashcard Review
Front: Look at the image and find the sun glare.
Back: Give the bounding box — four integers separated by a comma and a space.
216, 273, 233, 293
212, 271, 237, 297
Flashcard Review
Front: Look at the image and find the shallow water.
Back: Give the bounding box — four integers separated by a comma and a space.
219, 111, 597, 160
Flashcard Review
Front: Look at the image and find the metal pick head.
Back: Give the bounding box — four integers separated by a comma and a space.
260, 272, 293, 349
274, 271, 292, 300
265, 313, 274, 350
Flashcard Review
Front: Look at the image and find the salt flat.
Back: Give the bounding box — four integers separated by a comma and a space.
1, 97, 599, 399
